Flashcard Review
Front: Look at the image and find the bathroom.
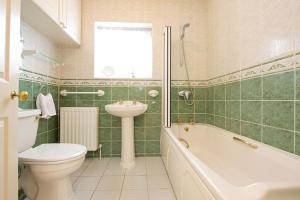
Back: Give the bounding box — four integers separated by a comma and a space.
0, 0, 300, 199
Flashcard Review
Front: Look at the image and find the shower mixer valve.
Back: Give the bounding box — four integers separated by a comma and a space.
178, 90, 193, 100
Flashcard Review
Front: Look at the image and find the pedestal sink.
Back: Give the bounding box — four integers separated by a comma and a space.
105, 101, 148, 168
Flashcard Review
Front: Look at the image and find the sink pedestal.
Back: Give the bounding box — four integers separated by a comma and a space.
105, 101, 148, 169
121, 117, 135, 168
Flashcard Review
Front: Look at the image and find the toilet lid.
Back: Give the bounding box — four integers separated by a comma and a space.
18, 143, 87, 162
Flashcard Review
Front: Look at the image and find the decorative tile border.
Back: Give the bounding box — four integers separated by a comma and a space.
241, 64, 262, 80
60, 80, 77, 85
171, 80, 207, 87
261, 56, 295, 76
60, 79, 162, 87
207, 75, 226, 86
19, 68, 60, 85
111, 79, 129, 86
146, 80, 162, 86
225, 70, 241, 83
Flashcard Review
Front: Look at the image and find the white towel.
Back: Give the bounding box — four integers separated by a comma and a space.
45, 93, 56, 116
36, 93, 56, 119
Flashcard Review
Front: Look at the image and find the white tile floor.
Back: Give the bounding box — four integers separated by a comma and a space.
72, 157, 176, 200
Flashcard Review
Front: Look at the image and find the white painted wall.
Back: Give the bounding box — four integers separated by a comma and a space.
206, 0, 300, 79
60, 0, 208, 80
21, 22, 61, 78
56, 0, 300, 81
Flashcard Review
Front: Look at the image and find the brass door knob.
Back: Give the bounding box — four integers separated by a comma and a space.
11, 91, 29, 101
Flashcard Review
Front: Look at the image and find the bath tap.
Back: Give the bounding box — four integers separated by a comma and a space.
184, 127, 189, 132
179, 138, 190, 148
177, 118, 183, 124
189, 118, 194, 125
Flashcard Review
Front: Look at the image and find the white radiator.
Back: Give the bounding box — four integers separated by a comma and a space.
60, 107, 99, 151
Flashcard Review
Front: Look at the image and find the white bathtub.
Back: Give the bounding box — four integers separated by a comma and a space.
161, 123, 300, 200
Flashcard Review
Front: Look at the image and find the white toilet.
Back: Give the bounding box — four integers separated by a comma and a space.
18, 109, 87, 200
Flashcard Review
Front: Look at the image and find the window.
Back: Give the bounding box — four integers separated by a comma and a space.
94, 22, 153, 79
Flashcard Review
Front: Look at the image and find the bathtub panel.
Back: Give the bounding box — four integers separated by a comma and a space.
182, 170, 214, 200
167, 143, 184, 199
261, 188, 300, 200
162, 127, 215, 200
160, 129, 169, 165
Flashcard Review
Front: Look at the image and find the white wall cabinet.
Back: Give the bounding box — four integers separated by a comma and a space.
61, 0, 81, 44
22, 0, 81, 47
33, 0, 60, 23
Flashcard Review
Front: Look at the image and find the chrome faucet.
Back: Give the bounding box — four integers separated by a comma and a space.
178, 90, 193, 100
177, 118, 183, 124
189, 118, 194, 125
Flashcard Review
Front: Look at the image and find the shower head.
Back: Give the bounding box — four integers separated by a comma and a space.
180, 23, 190, 39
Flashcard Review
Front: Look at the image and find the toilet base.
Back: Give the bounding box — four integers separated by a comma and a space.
20, 166, 74, 200
36, 176, 73, 200
19, 155, 85, 200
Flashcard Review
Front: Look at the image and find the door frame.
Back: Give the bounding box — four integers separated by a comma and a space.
0, 0, 21, 200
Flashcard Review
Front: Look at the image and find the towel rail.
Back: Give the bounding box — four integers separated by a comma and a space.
60, 89, 105, 97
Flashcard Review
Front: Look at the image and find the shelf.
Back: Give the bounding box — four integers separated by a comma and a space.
22, 49, 63, 67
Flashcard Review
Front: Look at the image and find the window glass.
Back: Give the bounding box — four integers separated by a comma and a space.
94, 22, 153, 79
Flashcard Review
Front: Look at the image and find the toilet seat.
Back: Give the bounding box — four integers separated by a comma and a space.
18, 143, 87, 164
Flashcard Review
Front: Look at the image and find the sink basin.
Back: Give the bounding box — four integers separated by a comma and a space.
105, 101, 148, 117
105, 101, 148, 168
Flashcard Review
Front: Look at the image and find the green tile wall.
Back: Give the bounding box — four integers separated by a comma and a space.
19, 79, 60, 146
59, 85, 162, 157
171, 85, 206, 124
19, 67, 300, 157
203, 70, 300, 155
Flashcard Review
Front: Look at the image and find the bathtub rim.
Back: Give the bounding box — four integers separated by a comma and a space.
170, 123, 300, 161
